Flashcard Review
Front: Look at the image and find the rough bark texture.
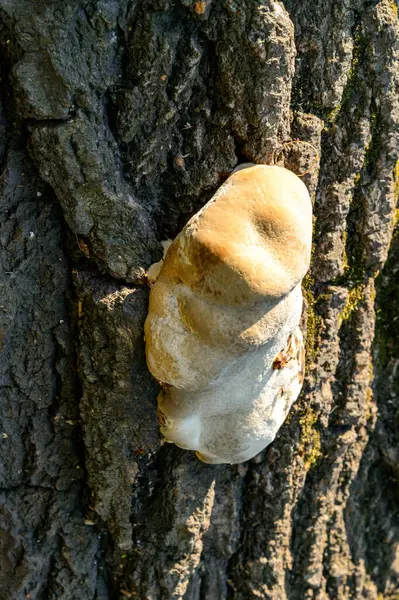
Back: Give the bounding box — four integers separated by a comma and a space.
0, 1, 398, 599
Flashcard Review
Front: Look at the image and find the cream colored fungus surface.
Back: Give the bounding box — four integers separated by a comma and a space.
144, 165, 312, 464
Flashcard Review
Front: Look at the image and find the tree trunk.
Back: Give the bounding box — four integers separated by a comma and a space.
0, 1, 398, 599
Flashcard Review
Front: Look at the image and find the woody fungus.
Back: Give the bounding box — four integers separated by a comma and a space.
144, 164, 312, 464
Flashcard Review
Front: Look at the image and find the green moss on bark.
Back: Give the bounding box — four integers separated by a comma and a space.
298, 408, 322, 469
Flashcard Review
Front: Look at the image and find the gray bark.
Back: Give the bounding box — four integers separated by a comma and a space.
0, 1, 398, 599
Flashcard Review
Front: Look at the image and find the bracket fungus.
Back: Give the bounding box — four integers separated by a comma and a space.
144, 164, 312, 464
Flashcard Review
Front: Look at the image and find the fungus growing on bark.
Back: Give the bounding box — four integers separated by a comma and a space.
144, 164, 312, 464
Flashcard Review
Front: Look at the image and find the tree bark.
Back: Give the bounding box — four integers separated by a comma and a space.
0, 1, 398, 599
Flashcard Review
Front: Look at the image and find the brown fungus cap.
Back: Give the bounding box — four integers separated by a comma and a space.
160, 165, 312, 306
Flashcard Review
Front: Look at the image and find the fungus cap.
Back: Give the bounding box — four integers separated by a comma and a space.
161, 165, 312, 306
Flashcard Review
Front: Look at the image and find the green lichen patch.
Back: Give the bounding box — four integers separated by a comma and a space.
388, 0, 398, 19
338, 284, 365, 326
302, 272, 323, 369
298, 407, 322, 469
